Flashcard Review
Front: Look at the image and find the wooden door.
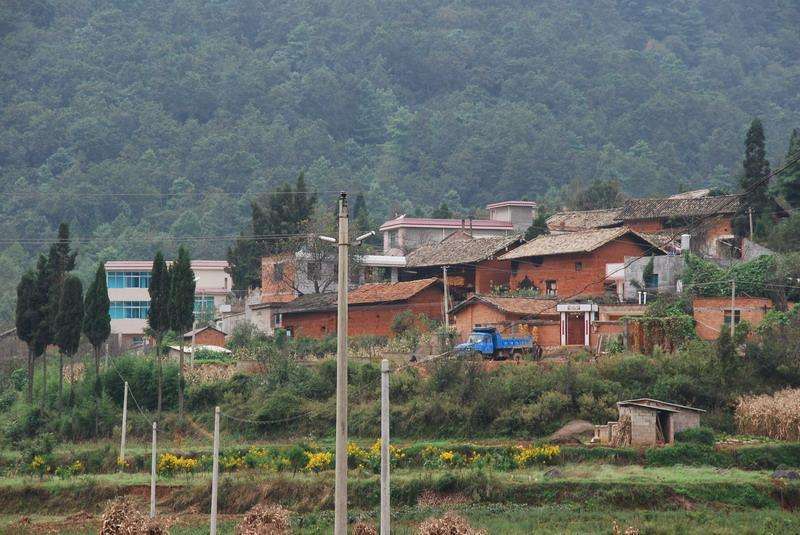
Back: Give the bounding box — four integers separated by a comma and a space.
566, 313, 585, 345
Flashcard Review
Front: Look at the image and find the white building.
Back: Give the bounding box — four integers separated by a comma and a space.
105, 260, 230, 349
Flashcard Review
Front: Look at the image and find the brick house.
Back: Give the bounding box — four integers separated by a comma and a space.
546, 208, 622, 234
499, 227, 665, 300
275, 278, 443, 339
449, 294, 561, 347
402, 236, 523, 303
692, 296, 773, 340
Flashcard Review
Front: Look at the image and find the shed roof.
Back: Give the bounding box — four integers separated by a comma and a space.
619, 195, 741, 220
499, 227, 664, 260
183, 325, 227, 338
546, 208, 622, 232
618, 398, 706, 413
406, 236, 522, 268
449, 294, 558, 316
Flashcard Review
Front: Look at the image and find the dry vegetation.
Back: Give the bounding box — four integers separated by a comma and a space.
417, 511, 487, 535
100, 498, 166, 535
235, 504, 291, 535
735, 389, 800, 441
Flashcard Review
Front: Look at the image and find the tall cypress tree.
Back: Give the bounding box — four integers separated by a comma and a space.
83, 263, 110, 436
46, 222, 77, 401
15, 271, 38, 403
147, 251, 171, 415
33, 254, 52, 405
55, 275, 83, 409
169, 246, 195, 419
775, 128, 800, 207
740, 118, 772, 217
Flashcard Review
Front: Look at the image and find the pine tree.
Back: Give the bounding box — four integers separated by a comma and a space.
15, 271, 38, 403
740, 118, 772, 214
55, 275, 83, 409
83, 263, 110, 436
431, 202, 453, 219
45, 222, 76, 401
33, 254, 52, 405
774, 128, 800, 207
168, 246, 195, 419
147, 251, 171, 416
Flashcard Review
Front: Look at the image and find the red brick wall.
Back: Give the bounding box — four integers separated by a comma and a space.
509, 237, 651, 298
624, 219, 664, 232
474, 259, 512, 293
693, 296, 773, 340
261, 255, 297, 303
451, 301, 560, 347
283, 286, 444, 339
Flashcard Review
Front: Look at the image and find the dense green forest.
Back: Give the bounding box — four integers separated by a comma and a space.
1, 0, 800, 321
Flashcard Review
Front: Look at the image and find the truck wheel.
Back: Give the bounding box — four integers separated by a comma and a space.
512, 350, 522, 361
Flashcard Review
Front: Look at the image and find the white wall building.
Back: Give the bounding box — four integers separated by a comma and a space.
105, 260, 230, 349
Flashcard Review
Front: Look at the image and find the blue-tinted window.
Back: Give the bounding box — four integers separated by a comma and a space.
194, 296, 215, 320
106, 271, 151, 288
109, 301, 150, 319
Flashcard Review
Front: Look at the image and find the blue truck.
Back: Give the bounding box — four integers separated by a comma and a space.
454, 326, 542, 360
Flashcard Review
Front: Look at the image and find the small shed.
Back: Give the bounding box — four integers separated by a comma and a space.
594, 398, 705, 447
183, 325, 227, 347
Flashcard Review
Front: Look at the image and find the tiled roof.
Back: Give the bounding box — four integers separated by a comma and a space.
619, 195, 742, 220
500, 227, 662, 259
183, 325, 226, 338
278, 278, 440, 314
405, 236, 522, 268
450, 294, 558, 316
380, 215, 513, 231
546, 208, 622, 232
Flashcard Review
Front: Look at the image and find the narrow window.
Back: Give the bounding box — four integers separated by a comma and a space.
723, 309, 741, 326
273, 262, 284, 282
545, 280, 557, 296
575, 262, 582, 271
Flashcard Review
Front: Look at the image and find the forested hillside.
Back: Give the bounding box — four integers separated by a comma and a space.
1, 0, 800, 320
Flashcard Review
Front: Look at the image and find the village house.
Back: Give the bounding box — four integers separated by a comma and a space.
274, 278, 444, 339
379, 200, 535, 254
692, 296, 773, 340
498, 227, 665, 300
402, 235, 523, 303
183, 325, 226, 347
105, 260, 230, 350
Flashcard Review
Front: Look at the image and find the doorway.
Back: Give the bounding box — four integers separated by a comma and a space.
566, 313, 585, 345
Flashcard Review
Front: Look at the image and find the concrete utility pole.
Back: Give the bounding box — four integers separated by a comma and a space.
730, 280, 736, 339
210, 406, 220, 535
334, 192, 350, 535
380, 359, 391, 535
119, 382, 128, 471
150, 422, 157, 518
748, 206, 754, 239
442, 266, 450, 328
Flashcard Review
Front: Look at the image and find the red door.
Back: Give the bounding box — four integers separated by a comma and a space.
566, 313, 585, 345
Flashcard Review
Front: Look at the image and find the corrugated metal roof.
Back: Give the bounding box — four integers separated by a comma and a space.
500, 227, 662, 259
619, 195, 741, 220
405, 236, 522, 268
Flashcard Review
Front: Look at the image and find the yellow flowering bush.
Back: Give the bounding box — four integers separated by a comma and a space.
29, 455, 48, 477
513, 444, 561, 467
158, 453, 199, 476
369, 440, 406, 463
221, 454, 246, 472
347, 442, 370, 469
305, 451, 334, 472
439, 450, 456, 464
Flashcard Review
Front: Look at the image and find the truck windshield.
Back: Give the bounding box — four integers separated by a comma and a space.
468, 334, 489, 344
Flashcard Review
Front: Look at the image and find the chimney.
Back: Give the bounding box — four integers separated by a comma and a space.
680, 234, 691, 253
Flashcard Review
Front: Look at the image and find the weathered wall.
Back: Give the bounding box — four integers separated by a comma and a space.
189, 329, 226, 346
620, 405, 658, 446
451, 301, 560, 347
474, 259, 512, 293
623, 255, 685, 300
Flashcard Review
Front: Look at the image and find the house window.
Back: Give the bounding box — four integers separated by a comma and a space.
545, 280, 557, 296
274, 313, 282, 327
388, 230, 399, 248
575, 262, 582, 271
194, 296, 215, 318
109, 301, 150, 319
273, 262, 284, 282
107, 271, 151, 288
723, 309, 741, 326
644, 273, 659, 290
511, 261, 519, 276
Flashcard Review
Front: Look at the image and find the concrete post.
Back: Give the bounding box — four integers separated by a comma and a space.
150, 422, 157, 518
119, 382, 128, 471
730, 280, 736, 339
210, 406, 220, 535
335, 193, 349, 535
380, 359, 390, 535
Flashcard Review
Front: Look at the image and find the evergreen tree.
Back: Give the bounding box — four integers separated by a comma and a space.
33, 254, 52, 405
740, 118, 772, 219
431, 202, 453, 219
147, 251, 171, 415
45, 222, 76, 399
55, 275, 83, 408
15, 271, 38, 403
524, 210, 551, 241
774, 128, 800, 208
168, 246, 195, 418
83, 263, 110, 436
571, 179, 625, 210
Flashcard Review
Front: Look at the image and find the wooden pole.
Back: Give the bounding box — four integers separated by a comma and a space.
210, 406, 220, 535
150, 422, 157, 518
334, 192, 349, 535
119, 382, 128, 471
380, 359, 390, 535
